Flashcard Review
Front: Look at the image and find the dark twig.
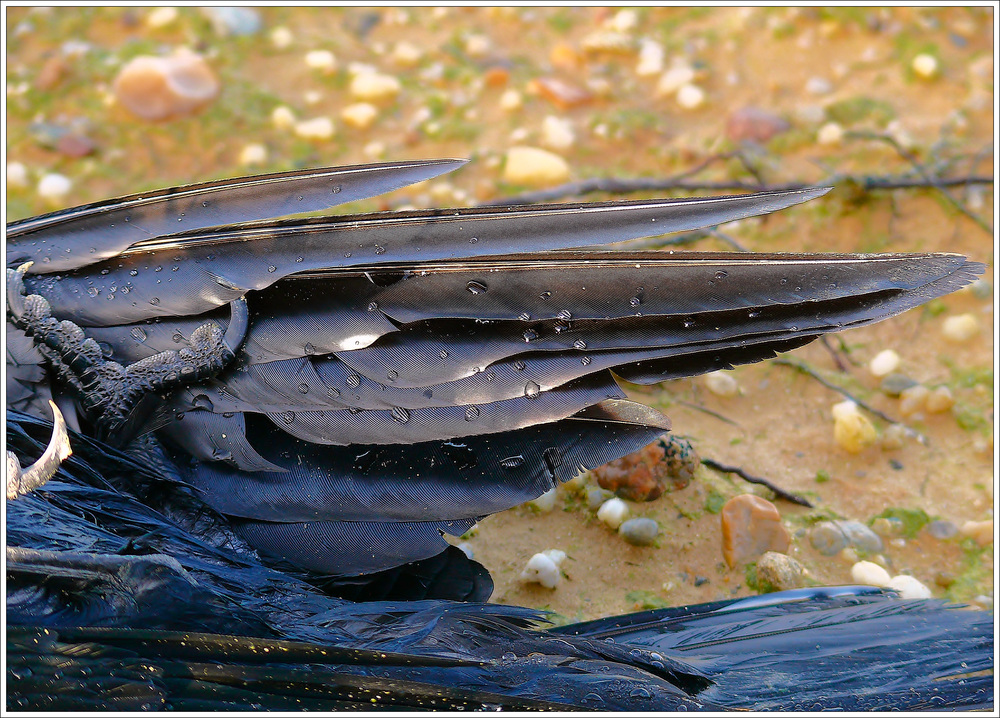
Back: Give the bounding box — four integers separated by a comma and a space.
675, 399, 743, 428
819, 337, 850, 373
701, 458, 813, 507
773, 358, 928, 445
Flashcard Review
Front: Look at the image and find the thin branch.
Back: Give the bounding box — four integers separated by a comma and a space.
702, 457, 813, 507
773, 358, 928, 445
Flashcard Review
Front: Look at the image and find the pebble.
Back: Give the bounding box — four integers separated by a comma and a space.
720, 494, 790, 568
725, 107, 790, 143
869, 349, 900, 377
756, 551, 807, 591
238, 143, 267, 167
703, 370, 740, 397
968, 279, 992, 300
805, 76, 833, 95
586, 487, 614, 511
676, 84, 706, 110
839, 520, 885, 553
499, 89, 522, 112
270, 27, 294, 50
927, 520, 959, 540
656, 65, 696, 96
464, 34, 492, 59
528, 487, 557, 512
888, 574, 933, 599
880, 373, 918, 397
145, 6, 178, 29
811, 520, 884, 555
880, 423, 907, 451
362, 141, 386, 159
942, 313, 979, 342
817, 121, 845, 145
37, 172, 71, 203
636, 39, 664, 77
912, 53, 939, 79
530, 77, 593, 109
113, 51, 220, 121
960, 519, 994, 546
271, 105, 296, 130
503, 146, 570, 186
305, 50, 338, 74
293, 116, 335, 141
520, 550, 564, 589
592, 438, 697, 502
925, 386, 954, 414
201, 7, 261, 36
832, 403, 877, 453
619, 517, 659, 546
540, 115, 575, 150
871, 516, 905, 537
608, 8, 639, 33
341, 102, 378, 129
7, 161, 29, 187
580, 31, 634, 54
597, 497, 629, 530
391, 41, 423, 68
349, 71, 402, 101
851, 560, 892, 587
898, 384, 930, 417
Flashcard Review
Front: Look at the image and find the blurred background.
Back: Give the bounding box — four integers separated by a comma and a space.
5, 6, 994, 622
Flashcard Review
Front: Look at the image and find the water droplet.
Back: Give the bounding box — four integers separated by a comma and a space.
326, 387, 340, 398
374, 244, 386, 255
332, 184, 342, 194
120, 285, 130, 294
222, 412, 235, 418
469, 236, 478, 244
573, 339, 587, 350
171, 265, 179, 272
128, 269, 138, 277
344, 251, 352, 258
466, 280, 487, 294
192, 394, 214, 411
557, 309, 572, 320
780, 277, 788, 285
304, 342, 316, 354
100, 268, 110, 275
465, 406, 480, 421
149, 297, 160, 305
523, 329, 538, 342
629, 295, 642, 307
581, 356, 592, 366
154, 266, 163, 272
130, 327, 147, 343
87, 287, 99, 297
682, 317, 695, 328
539, 291, 552, 299
714, 270, 729, 280
554, 321, 570, 333
439, 349, 449, 358
281, 411, 295, 424
295, 256, 304, 263
98, 341, 114, 358
387, 369, 399, 382
297, 383, 310, 394
367, 301, 379, 312
513, 360, 526, 371
524, 381, 540, 399
391, 406, 410, 423
346, 374, 361, 388
267, 265, 277, 273
748, 310, 760, 318
629, 686, 653, 700
500, 455, 525, 470
518, 312, 531, 321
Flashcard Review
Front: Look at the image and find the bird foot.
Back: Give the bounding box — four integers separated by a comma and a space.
6, 262, 248, 444
6, 400, 72, 499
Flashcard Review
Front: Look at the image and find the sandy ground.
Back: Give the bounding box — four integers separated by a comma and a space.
5, 6, 995, 621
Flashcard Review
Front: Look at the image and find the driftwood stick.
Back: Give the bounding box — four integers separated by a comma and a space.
702, 458, 813, 508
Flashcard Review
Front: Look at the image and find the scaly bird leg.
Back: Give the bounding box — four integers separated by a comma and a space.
7, 262, 248, 445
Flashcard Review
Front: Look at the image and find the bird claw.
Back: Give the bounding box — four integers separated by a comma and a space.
6, 262, 248, 444
6, 400, 72, 500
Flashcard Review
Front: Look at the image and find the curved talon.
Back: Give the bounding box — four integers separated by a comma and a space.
223, 297, 249, 354
5, 262, 32, 321
6, 400, 72, 500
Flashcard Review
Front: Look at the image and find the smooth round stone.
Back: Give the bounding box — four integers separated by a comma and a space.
619, 517, 659, 546
586, 487, 614, 511
880, 372, 919, 397
888, 574, 933, 599
756, 551, 807, 591
810, 521, 848, 556
851, 560, 892, 587
927, 520, 959, 539
838, 520, 884, 554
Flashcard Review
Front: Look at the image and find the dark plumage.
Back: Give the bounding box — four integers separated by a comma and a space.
5, 160, 993, 710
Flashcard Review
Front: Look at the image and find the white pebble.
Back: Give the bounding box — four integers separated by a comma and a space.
676, 84, 705, 110
37, 173, 72, 202
464, 34, 491, 58
542, 549, 567, 566
597, 497, 629, 529
293, 116, 335, 140
540, 115, 575, 150
270, 26, 293, 50
305, 49, 337, 74
869, 349, 900, 377
391, 40, 423, 68
520, 552, 561, 588
805, 76, 833, 95
362, 140, 386, 159
303, 90, 323, 106
146, 6, 178, 29
831, 400, 860, 421
528, 488, 557, 512
888, 574, 932, 599
503, 146, 570, 186
912, 53, 939, 79
817, 121, 844, 145
7, 161, 28, 187
851, 560, 892, 587
703, 370, 740, 397
349, 71, 402, 101
271, 105, 296, 130
499, 89, 522, 112
341, 102, 378, 129
656, 65, 696, 97
238, 143, 267, 167
609, 9, 638, 32
942, 313, 979, 342
636, 39, 664, 77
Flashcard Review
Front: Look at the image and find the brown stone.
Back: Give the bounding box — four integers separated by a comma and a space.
528, 77, 593, 110
720, 494, 790, 568
592, 436, 698, 502
726, 106, 791, 143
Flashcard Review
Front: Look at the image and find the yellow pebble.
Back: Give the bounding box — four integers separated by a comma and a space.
898, 384, 929, 417
925, 386, 954, 414
834, 410, 877, 453
942, 313, 979, 342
